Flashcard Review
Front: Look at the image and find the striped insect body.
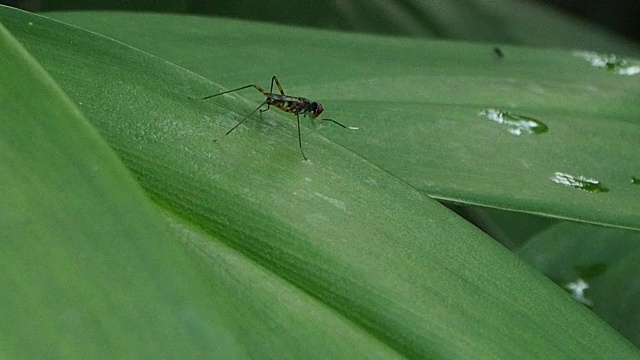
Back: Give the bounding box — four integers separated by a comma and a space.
190, 76, 358, 160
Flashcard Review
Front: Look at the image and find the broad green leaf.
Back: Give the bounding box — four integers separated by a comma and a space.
44, 11, 640, 231
2, 7, 639, 358
0, 17, 422, 359
0, 17, 421, 359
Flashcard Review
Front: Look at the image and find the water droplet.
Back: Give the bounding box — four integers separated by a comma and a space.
479, 109, 548, 135
573, 51, 640, 76
565, 278, 593, 307
551, 172, 609, 193
632, 177, 640, 185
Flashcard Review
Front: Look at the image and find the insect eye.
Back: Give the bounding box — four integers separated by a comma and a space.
314, 103, 324, 115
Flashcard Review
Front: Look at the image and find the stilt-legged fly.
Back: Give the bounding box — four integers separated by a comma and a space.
190, 76, 358, 160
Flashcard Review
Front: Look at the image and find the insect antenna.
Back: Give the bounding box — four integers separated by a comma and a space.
321, 118, 359, 130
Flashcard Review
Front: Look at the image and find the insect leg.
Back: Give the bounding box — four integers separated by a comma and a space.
259, 92, 271, 114
268, 76, 275, 93
257, 76, 282, 114
259, 105, 271, 114
321, 118, 359, 130
296, 114, 308, 161
189, 84, 268, 100
272, 76, 286, 96
214, 101, 268, 142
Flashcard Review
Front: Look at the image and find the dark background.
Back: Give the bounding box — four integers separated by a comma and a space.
2, 0, 639, 44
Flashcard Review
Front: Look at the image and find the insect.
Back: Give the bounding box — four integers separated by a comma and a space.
190, 76, 358, 160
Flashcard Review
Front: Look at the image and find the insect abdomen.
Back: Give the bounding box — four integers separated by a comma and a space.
267, 95, 311, 115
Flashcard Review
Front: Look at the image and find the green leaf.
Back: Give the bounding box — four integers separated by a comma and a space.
0, 17, 421, 358
45, 11, 640, 230
2, 6, 639, 358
